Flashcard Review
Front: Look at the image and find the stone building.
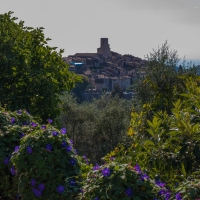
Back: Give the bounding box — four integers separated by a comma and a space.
97, 38, 111, 58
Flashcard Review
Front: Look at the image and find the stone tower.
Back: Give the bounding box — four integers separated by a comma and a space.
97, 38, 111, 58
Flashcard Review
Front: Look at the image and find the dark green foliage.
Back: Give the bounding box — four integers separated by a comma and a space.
135, 41, 197, 114
11, 125, 81, 199
0, 12, 80, 122
79, 162, 157, 200
111, 84, 124, 98
126, 78, 200, 195
0, 107, 82, 199
175, 177, 200, 199
0, 107, 34, 199
58, 93, 132, 164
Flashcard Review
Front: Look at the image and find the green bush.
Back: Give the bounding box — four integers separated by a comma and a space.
174, 177, 200, 199
0, 107, 83, 199
79, 162, 157, 200
11, 120, 82, 199
0, 107, 34, 199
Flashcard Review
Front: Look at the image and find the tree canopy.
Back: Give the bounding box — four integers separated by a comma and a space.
0, 12, 80, 122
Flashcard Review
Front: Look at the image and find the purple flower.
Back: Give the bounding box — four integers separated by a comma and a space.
61, 140, 67, 147
33, 189, 42, 197
110, 156, 114, 161
69, 139, 73, 145
26, 146, 32, 154
30, 122, 37, 127
17, 110, 22, 114
41, 125, 46, 130
66, 145, 72, 152
11, 117, 15, 124
102, 167, 110, 177
155, 180, 166, 187
93, 164, 100, 170
60, 128, 66, 134
80, 188, 84, 195
74, 149, 78, 154
56, 185, 65, 193
70, 158, 76, 166
14, 146, 20, 152
126, 188, 133, 197
4, 157, 10, 165
47, 119, 53, 124
30, 179, 37, 187
69, 180, 76, 186
94, 198, 99, 200
134, 164, 141, 173
52, 131, 58, 136
20, 133, 25, 138
158, 189, 165, 196
46, 144, 52, 151
38, 183, 45, 191
140, 173, 149, 181
175, 192, 182, 200
10, 165, 16, 175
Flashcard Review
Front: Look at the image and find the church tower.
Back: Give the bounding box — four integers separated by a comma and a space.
97, 38, 111, 58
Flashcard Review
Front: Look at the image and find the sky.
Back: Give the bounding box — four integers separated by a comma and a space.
1, 0, 200, 65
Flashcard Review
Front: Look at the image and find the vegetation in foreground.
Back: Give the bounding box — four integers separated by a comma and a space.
1, 11, 200, 200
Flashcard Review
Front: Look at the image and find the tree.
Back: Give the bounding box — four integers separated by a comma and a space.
111, 84, 124, 98
58, 93, 132, 164
135, 41, 197, 114
0, 12, 80, 122
72, 74, 89, 102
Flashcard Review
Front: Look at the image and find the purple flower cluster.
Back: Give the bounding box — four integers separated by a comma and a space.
60, 128, 66, 134
66, 145, 72, 152
93, 164, 100, 171
52, 131, 59, 136
30, 122, 37, 127
69, 179, 76, 187
17, 110, 22, 114
14, 146, 20, 152
61, 140, 67, 147
126, 187, 133, 197
10, 117, 15, 124
175, 192, 182, 200
46, 144, 52, 151
41, 125, 46, 130
4, 157, 10, 165
57, 185, 65, 193
133, 164, 149, 181
47, 119, 53, 124
102, 167, 111, 177
10, 165, 16, 175
70, 158, 76, 166
133, 164, 141, 173
83, 155, 89, 164
31, 179, 45, 197
26, 146, 32, 154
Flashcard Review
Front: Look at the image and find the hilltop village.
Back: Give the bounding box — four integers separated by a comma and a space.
63, 38, 148, 92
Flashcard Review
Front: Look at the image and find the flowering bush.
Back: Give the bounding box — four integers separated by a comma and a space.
0, 107, 34, 199
173, 177, 200, 199
79, 162, 157, 200
11, 119, 82, 199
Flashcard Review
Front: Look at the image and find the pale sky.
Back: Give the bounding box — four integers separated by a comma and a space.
1, 0, 200, 64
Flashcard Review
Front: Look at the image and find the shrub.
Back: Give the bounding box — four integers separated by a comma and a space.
79, 162, 157, 200
174, 177, 200, 199
0, 107, 34, 199
11, 118, 82, 199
